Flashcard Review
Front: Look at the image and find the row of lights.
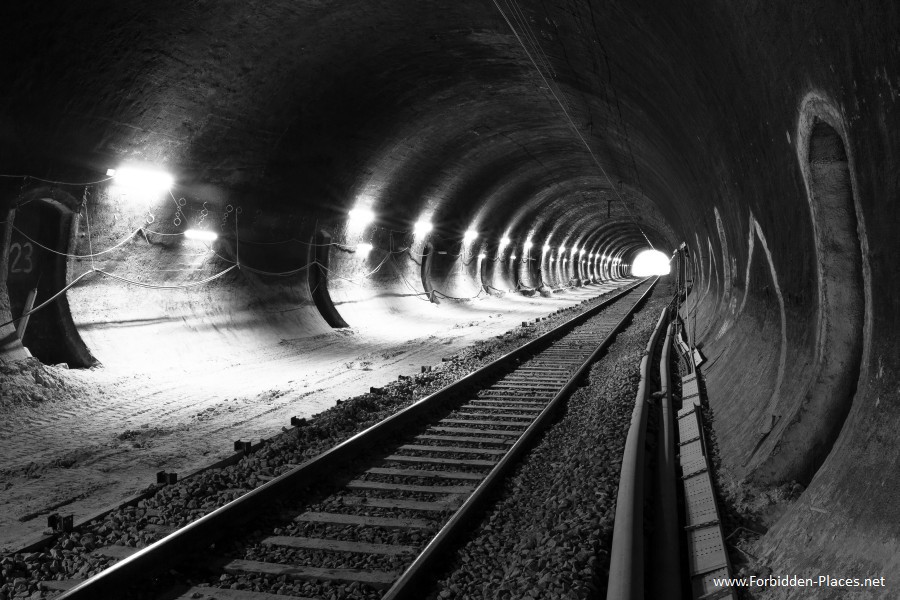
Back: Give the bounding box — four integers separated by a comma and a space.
348, 208, 626, 265
102, 167, 632, 271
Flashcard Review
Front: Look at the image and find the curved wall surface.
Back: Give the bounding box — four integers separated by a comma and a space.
2, 0, 900, 589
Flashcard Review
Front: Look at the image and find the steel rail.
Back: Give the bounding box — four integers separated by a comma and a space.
606, 304, 671, 600
382, 277, 659, 600
57, 278, 651, 600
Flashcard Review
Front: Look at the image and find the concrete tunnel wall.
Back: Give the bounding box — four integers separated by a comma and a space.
2, 0, 900, 588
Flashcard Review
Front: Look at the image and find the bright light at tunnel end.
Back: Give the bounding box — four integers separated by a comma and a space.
631, 249, 671, 276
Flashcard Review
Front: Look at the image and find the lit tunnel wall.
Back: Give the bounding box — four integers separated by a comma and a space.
2, 0, 900, 587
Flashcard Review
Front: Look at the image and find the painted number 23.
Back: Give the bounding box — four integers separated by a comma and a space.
9, 242, 34, 274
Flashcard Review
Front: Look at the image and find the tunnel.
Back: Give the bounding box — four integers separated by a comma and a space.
1, 1, 898, 598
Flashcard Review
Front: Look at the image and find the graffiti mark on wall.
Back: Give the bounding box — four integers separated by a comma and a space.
707, 236, 718, 299
714, 207, 733, 302
737, 212, 788, 433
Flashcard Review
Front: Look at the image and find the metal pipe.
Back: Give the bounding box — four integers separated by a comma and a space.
654, 321, 682, 599
606, 305, 669, 600
16, 287, 38, 339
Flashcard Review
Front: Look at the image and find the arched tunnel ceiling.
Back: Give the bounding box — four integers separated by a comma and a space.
0, 0, 713, 252
4, 0, 900, 586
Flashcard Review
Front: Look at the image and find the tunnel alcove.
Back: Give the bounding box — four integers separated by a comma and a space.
768, 116, 867, 485
309, 230, 349, 329
4, 191, 95, 368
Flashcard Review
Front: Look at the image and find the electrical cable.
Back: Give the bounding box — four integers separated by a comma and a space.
84, 190, 95, 271
12, 225, 143, 259
92, 265, 238, 290
0, 174, 114, 186
0, 270, 96, 329
490, 0, 655, 250
239, 263, 312, 277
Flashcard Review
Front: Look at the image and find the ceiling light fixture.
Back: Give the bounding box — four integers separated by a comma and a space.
111, 166, 174, 195
184, 229, 217, 242
348, 207, 375, 228
414, 219, 433, 236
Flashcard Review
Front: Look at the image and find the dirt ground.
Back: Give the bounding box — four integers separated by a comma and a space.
0, 282, 626, 552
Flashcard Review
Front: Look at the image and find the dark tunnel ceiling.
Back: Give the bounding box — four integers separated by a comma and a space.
0, 0, 778, 254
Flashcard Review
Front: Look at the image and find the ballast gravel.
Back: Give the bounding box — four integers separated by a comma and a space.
427, 284, 670, 600
0, 281, 640, 600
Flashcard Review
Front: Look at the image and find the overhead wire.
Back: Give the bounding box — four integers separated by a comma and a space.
92, 265, 238, 290
0, 271, 96, 330
0, 174, 114, 186
12, 225, 143, 259
491, 0, 655, 249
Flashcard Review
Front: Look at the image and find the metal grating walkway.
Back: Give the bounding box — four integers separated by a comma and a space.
677, 372, 738, 600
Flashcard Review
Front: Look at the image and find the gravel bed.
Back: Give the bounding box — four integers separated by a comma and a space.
0, 281, 641, 600
426, 282, 672, 600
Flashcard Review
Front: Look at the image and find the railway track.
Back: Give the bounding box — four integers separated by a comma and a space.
56, 277, 658, 600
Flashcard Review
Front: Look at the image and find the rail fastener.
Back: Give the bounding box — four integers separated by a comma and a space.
47, 513, 74, 533
155, 471, 177, 485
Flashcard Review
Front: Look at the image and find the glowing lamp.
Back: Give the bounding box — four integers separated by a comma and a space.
543, 243, 551, 253
348, 208, 375, 227
478, 252, 487, 259
184, 229, 217, 242
111, 166, 174, 193
559, 245, 566, 254
356, 242, 373, 254
463, 229, 479, 243
414, 219, 433, 236
523, 240, 533, 250
510, 254, 517, 260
